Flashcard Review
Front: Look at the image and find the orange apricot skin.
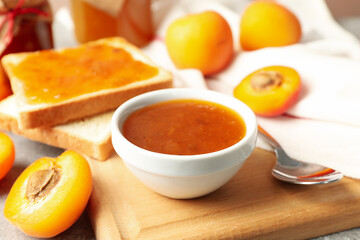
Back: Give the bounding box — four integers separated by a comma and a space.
165, 11, 234, 76
4, 150, 92, 238
233, 66, 301, 117
0, 132, 15, 180
0, 68, 12, 101
240, 1, 302, 51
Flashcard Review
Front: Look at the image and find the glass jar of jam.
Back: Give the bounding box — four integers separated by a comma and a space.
0, 0, 53, 100
71, 0, 153, 47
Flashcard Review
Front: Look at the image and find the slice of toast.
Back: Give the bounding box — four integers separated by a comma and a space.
0, 95, 113, 160
2, 37, 173, 129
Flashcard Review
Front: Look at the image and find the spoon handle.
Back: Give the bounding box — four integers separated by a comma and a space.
257, 125, 281, 149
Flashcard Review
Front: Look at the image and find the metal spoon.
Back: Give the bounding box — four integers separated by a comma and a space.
258, 126, 343, 184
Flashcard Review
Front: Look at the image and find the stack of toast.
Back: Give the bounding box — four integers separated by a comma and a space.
0, 37, 172, 160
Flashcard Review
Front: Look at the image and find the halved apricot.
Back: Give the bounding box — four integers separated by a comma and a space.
234, 66, 301, 117
0, 131, 15, 180
4, 150, 92, 238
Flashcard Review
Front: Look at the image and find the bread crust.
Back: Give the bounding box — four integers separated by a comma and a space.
2, 37, 173, 129
17, 79, 172, 128
0, 96, 113, 161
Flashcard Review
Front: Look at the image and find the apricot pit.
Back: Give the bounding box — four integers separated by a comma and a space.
250, 71, 283, 91
26, 168, 61, 203
234, 66, 301, 117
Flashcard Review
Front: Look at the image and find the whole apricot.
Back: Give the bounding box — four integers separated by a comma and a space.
0, 131, 15, 180
165, 11, 234, 76
234, 66, 301, 117
0, 68, 12, 101
240, 1, 302, 51
4, 150, 92, 238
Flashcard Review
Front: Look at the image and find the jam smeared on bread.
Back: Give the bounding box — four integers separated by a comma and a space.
12, 45, 159, 104
2, 37, 172, 129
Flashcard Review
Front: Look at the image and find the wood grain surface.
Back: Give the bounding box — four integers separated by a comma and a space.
86, 148, 360, 240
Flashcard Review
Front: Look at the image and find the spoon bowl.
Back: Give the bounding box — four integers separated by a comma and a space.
258, 126, 343, 184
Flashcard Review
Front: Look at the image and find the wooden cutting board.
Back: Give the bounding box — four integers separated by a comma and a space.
86, 148, 360, 240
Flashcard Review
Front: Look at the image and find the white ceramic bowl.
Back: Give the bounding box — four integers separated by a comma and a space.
111, 88, 257, 199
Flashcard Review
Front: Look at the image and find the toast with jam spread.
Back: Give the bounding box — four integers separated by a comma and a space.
2, 37, 172, 129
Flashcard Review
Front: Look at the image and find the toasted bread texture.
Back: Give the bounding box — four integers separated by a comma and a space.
0, 96, 113, 160
2, 37, 173, 129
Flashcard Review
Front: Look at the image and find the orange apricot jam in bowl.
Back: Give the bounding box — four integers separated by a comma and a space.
122, 99, 246, 155
111, 88, 257, 199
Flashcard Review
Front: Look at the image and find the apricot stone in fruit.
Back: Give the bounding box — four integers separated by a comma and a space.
234, 66, 301, 117
4, 150, 92, 238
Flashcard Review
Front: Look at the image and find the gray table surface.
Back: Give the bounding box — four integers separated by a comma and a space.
1, 12, 360, 240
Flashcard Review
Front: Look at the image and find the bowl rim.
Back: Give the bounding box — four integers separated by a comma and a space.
111, 88, 257, 176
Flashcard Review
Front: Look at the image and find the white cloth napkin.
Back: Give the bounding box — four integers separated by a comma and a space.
52, 0, 360, 178
141, 0, 360, 179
